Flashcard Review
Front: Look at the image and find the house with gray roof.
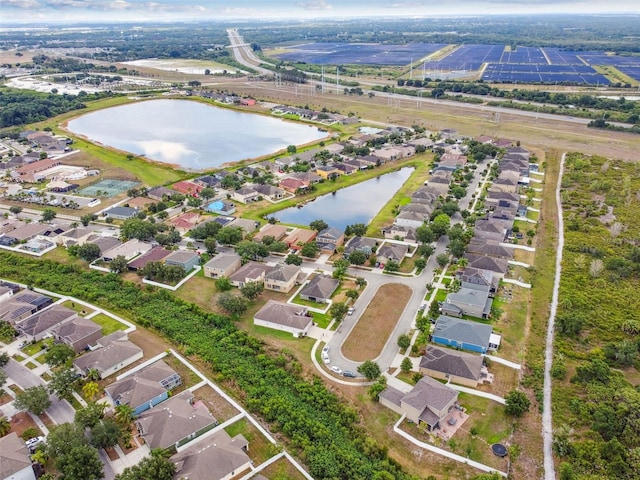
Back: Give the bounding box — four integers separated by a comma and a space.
147, 186, 176, 201
316, 227, 345, 253
228, 218, 258, 237
442, 287, 492, 319
85, 235, 122, 255
0, 432, 36, 480
395, 210, 429, 229
0, 291, 53, 325
254, 300, 313, 337
343, 236, 378, 257
203, 252, 242, 279
465, 254, 509, 278
466, 239, 513, 260
231, 186, 260, 204
419, 346, 491, 388
103, 206, 139, 221
376, 243, 409, 266
383, 224, 417, 244
165, 250, 200, 272
73, 332, 143, 379
459, 267, 499, 296
379, 375, 459, 432
136, 391, 218, 451
229, 262, 271, 287
170, 429, 251, 480
102, 239, 153, 262
264, 264, 302, 293
431, 315, 500, 354
252, 184, 285, 200
473, 219, 508, 243
16, 305, 77, 341
105, 360, 182, 416
300, 275, 339, 304
128, 246, 172, 271
52, 316, 103, 353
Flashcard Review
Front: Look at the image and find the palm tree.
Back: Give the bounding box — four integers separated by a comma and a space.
82, 381, 100, 401
0, 417, 10, 437
31, 449, 48, 465
114, 403, 135, 429
86, 368, 101, 382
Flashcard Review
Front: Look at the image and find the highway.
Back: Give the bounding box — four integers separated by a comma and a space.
226, 29, 273, 76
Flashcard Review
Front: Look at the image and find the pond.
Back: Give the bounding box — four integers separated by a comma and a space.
275, 167, 414, 231
67, 99, 328, 171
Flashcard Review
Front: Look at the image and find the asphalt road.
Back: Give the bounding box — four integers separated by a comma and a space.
226, 29, 273, 76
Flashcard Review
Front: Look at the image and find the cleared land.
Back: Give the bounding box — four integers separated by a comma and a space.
342, 283, 411, 362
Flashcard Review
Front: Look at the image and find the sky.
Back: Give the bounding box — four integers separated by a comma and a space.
0, 0, 638, 24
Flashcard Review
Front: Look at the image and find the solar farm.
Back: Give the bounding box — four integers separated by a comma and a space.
272, 41, 640, 85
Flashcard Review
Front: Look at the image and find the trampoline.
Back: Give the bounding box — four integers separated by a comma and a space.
492, 443, 508, 457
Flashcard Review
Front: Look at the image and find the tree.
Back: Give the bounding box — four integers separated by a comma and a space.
0, 369, 7, 390
368, 376, 387, 400
14, 385, 51, 415
287, 145, 297, 154
80, 214, 97, 227
448, 238, 466, 258
384, 261, 400, 273
358, 360, 381, 381
82, 381, 100, 401
332, 259, 350, 279
431, 213, 451, 237
215, 276, 233, 292
436, 253, 450, 268
114, 450, 175, 480
309, 219, 328, 232
45, 422, 87, 458
9, 206, 22, 217
0, 417, 10, 437
48, 368, 79, 401
400, 357, 413, 374
200, 187, 215, 201
217, 292, 249, 318
75, 402, 106, 429
56, 444, 104, 480
217, 226, 243, 245
90, 418, 121, 449
329, 302, 349, 322
505, 390, 531, 417
114, 404, 135, 428
345, 223, 367, 236
240, 281, 264, 300
41, 208, 56, 222
300, 241, 319, 258
120, 218, 157, 241
204, 237, 217, 255
416, 224, 435, 244
414, 258, 427, 270
189, 222, 221, 240
44, 344, 75, 367
110, 255, 128, 274
235, 240, 268, 260
285, 253, 302, 265
77, 243, 101, 262
0, 322, 16, 343
348, 251, 367, 266
397, 334, 411, 350
0, 351, 9, 367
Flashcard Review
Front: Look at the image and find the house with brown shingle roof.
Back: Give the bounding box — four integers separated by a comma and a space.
229, 262, 271, 287
136, 391, 218, 450
52, 316, 103, 353
253, 224, 288, 242
284, 228, 317, 250
0, 432, 36, 480
419, 346, 490, 388
16, 305, 77, 341
170, 430, 251, 480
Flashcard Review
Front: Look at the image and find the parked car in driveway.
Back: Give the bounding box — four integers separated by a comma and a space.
26, 436, 45, 450
331, 365, 342, 375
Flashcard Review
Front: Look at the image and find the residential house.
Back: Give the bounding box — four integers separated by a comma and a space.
264, 265, 302, 293
194, 175, 221, 189
203, 252, 242, 279
172, 181, 203, 197
343, 236, 378, 257
421, 182, 450, 197
466, 239, 513, 260
136, 391, 217, 450
299, 275, 339, 304
441, 287, 492, 319
254, 300, 313, 337
102, 239, 153, 262
420, 346, 491, 388
485, 192, 521, 211
279, 177, 308, 193
395, 210, 429, 229
253, 224, 288, 242
228, 218, 258, 238
315, 165, 341, 180
505, 146, 531, 161
147, 186, 176, 201
465, 254, 509, 278
169, 212, 201, 235
431, 315, 501, 354
56, 227, 93, 247
103, 206, 139, 221
494, 138, 513, 148
383, 224, 417, 244
86, 236, 122, 255
376, 243, 409, 266
4, 223, 53, 242
411, 188, 439, 205
127, 246, 172, 271
170, 430, 251, 480
379, 375, 459, 432
0, 432, 37, 480
105, 360, 182, 416
0, 291, 52, 324
73, 331, 143, 379
165, 250, 200, 272
16, 305, 77, 342
459, 267, 499, 297
252, 184, 285, 200
229, 262, 270, 287
473, 219, 508, 242
437, 153, 467, 171
316, 227, 345, 254
52, 316, 103, 353
289, 172, 322, 184
334, 163, 357, 175
284, 228, 317, 251
0, 284, 15, 303
206, 200, 236, 215
127, 197, 156, 210
231, 186, 260, 204
401, 202, 435, 217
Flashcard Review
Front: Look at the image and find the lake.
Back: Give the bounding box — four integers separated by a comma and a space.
276, 167, 414, 231
67, 99, 328, 171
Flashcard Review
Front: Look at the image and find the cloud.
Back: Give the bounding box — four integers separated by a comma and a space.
296, 0, 333, 10
3, 0, 42, 9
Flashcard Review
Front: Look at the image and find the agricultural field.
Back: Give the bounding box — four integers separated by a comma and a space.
550, 153, 640, 478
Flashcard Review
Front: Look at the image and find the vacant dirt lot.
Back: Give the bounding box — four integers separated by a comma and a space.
342, 283, 411, 362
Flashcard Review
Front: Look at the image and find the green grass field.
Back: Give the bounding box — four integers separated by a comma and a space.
89, 313, 127, 335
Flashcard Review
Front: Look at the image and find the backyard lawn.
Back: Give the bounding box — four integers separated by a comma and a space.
90, 313, 126, 335
224, 417, 277, 465
342, 283, 412, 362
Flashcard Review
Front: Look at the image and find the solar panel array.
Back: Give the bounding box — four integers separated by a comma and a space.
617, 66, 640, 81
499, 46, 548, 64
422, 44, 505, 71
